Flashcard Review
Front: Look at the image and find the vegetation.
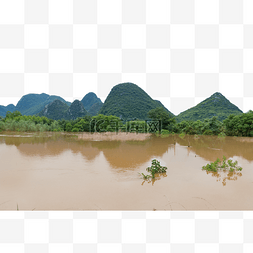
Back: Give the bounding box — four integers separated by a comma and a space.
0, 104, 15, 117
0, 88, 247, 128
140, 159, 168, 179
99, 82, 174, 120
0, 92, 102, 118
90, 114, 124, 132
0, 108, 253, 138
16, 93, 71, 116
223, 111, 253, 137
176, 92, 243, 123
38, 99, 89, 120
148, 107, 176, 131
66, 100, 89, 120
88, 102, 103, 116
202, 156, 242, 172
38, 99, 69, 120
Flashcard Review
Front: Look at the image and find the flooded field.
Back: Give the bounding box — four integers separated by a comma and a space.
0, 132, 253, 210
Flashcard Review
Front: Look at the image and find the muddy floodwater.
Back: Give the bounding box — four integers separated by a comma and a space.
0, 132, 253, 210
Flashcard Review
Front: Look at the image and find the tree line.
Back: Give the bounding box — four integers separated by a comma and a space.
0, 108, 253, 137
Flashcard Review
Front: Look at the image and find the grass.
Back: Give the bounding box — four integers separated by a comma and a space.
202, 156, 242, 173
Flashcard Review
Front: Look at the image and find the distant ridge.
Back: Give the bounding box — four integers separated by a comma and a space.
0, 93, 71, 117
88, 102, 103, 116
0, 87, 245, 122
67, 100, 89, 120
38, 99, 69, 120
38, 99, 88, 120
81, 92, 103, 111
176, 92, 243, 122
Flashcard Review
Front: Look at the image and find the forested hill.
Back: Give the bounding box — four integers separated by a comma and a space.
98, 82, 174, 120
38, 99, 88, 120
88, 102, 103, 116
0, 93, 71, 117
0, 104, 15, 117
81, 92, 103, 111
67, 100, 89, 120
38, 99, 69, 120
176, 92, 243, 122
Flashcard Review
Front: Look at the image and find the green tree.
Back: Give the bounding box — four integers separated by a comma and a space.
148, 107, 176, 131
66, 122, 73, 132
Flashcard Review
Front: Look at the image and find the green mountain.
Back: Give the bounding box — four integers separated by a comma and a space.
0, 104, 15, 117
98, 82, 174, 120
38, 99, 89, 120
81, 92, 102, 111
38, 99, 69, 120
15, 93, 71, 116
88, 102, 103, 116
176, 92, 243, 122
66, 100, 89, 120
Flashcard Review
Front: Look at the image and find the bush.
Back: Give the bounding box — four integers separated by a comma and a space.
202, 156, 242, 172
140, 159, 168, 179
161, 129, 170, 135
203, 129, 213, 135
71, 127, 79, 132
179, 132, 186, 138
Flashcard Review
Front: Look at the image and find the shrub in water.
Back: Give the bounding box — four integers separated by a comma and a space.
140, 159, 168, 179
202, 156, 242, 172
179, 132, 186, 138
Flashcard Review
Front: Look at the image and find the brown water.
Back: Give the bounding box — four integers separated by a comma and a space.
0, 132, 253, 210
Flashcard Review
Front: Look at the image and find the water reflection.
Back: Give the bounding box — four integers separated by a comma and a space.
141, 173, 167, 186
204, 170, 243, 186
174, 135, 253, 162
0, 132, 253, 170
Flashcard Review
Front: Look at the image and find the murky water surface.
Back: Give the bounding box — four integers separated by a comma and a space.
0, 132, 253, 210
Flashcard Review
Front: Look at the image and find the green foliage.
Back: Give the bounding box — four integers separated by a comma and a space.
173, 117, 224, 137
140, 173, 152, 180
1, 106, 252, 140
141, 159, 168, 179
71, 127, 80, 132
203, 129, 213, 135
65, 122, 73, 132
179, 132, 186, 138
91, 114, 123, 132
223, 110, 253, 137
176, 92, 243, 123
99, 82, 174, 120
148, 107, 176, 131
218, 132, 226, 138
202, 156, 243, 172
126, 120, 147, 133
50, 120, 63, 132
5, 111, 22, 119
88, 102, 103, 116
161, 129, 170, 135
